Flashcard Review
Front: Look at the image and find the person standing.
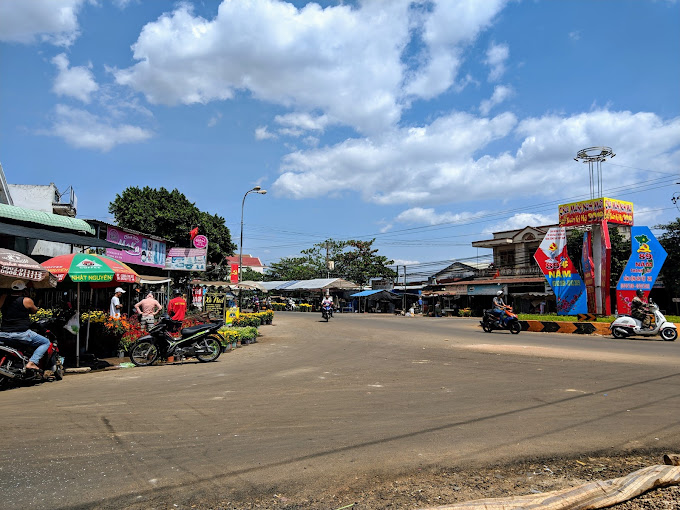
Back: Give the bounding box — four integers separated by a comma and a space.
0, 281, 51, 371
167, 290, 187, 321
110, 287, 125, 318
134, 292, 162, 331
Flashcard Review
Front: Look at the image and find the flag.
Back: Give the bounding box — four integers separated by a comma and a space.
189, 227, 199, 240
230, 264, 239, 283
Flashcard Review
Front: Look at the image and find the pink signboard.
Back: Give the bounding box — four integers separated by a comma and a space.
106, 226, 167, 268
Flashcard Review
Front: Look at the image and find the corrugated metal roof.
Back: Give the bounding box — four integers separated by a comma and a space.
0, 203, 94, 234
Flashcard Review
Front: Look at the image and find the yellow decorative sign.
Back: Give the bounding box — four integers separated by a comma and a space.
558, 197, 633, 227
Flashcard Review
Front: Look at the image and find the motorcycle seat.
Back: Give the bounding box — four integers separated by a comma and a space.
181, 323, 214, 337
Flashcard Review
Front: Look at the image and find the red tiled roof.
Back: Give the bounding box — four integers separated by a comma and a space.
225, 255, 264, 267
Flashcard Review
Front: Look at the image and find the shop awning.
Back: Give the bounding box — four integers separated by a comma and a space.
139, 275, 172, 285
350, 289, 401, 301
0, 221, 120, 248
0, 203, 95, 234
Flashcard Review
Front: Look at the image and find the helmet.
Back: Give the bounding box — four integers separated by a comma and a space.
496, 290, 504, 296
636, 289, 644, 297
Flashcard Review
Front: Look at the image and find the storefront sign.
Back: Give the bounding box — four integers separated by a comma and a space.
467, 284, 505, 296
558, 198, 633, 227
371, 279, 394, 290
534, 227, 587, 315
193, 235, 208, 249
204, 292, 226, 318
192, 287, 204, 309
164, 247, 207, 271
106, 226, 167, 268
616, 226, 667, 314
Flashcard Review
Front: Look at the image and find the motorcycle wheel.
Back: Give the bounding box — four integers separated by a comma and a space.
481, 319, 492, 333
195, 335, 222, 362
509, 322, 521, 334
661, 328, 678, 341
612, 328, 628, 339
130, 340, 160, 367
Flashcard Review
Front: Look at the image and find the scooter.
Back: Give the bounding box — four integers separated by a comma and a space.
321, 304, 333, 322
480, 306, 522, 334
610, 300, 677, 341
0, 317, 65, 389
129, 316, 224, 366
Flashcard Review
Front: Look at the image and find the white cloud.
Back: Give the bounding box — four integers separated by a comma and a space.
0, 0, 87, 46
485, 41, 509, 82
207, 112, 222, 127
485, 213, 556, 233
395, 207, 487, 226
47, 104, 153, 151
114, 0, 508, 134
569, 31, 580, 41
479, 85, 513, 115
633, 206, 664, 226
51, 53, 99, 103
275, 112, 329, 133
255, 126, 277, 140
273, 109, 680, 208
392, 259, 420, 266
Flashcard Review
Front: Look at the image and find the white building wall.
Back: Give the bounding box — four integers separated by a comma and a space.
7, 184, 57, 212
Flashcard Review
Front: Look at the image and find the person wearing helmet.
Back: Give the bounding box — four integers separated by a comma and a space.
630, 289, 651, 329
492, 290, 508, 322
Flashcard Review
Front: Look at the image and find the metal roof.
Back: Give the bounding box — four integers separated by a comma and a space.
0, 203, 95, 234
0, 221, 118, 248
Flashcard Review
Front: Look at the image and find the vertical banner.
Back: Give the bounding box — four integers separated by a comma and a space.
230, 263, 239, 283
616, 226, 667, 314
534, 227, 587, 315
582, 231, 596, 313
599, 221, 612, 315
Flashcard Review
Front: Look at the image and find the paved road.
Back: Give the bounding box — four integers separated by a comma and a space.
1, 313, 679, 509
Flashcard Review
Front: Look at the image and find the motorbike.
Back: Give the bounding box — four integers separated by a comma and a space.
480, 306, 522, 334
610, 300, 677, 341
129, 316, 224, 366
0, 317, 65, 389
321, 304, 333, 322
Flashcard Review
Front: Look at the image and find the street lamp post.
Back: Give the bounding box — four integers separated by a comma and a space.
239, 186, 267, 311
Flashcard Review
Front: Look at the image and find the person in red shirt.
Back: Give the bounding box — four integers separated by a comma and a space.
167, 290, 187, 321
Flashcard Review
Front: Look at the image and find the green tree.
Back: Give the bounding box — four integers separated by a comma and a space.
240, 267, 265, 282
336, 239, 396, 286
109, 186, 237, 266
656, 217, 680, 298
567, 226, 629, 284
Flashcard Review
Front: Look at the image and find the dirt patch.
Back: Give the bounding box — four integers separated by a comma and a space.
204, 450, 679, 510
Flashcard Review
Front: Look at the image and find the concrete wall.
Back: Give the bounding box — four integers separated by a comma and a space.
8, 184, 58, 213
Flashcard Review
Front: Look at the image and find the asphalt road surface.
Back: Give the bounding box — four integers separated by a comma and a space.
1, 312, 679, 509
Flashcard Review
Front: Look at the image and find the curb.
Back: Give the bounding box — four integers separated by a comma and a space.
520, 320, 680, 335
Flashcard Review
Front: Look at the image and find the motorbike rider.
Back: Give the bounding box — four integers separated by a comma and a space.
322, 293, 333, 317
0, 280, 51, 372
630, 289, 651, 329
492, 290, 508, 323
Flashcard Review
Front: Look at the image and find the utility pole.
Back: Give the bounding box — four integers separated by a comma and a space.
402, 265, 406, 313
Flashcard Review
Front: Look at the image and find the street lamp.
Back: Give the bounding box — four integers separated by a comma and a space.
239, 186, 267, 311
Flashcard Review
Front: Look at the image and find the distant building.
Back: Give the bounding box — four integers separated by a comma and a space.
225, 254, 265, 274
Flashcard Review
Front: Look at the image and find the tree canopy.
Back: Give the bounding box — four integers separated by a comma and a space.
108, 186, 237, 271
266, 238, 396, 285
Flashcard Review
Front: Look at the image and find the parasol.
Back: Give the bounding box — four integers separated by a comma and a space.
41, 253, 139, 366
0, 248, 57, 289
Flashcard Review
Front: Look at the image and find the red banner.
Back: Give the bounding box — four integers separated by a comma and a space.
582, 231, 596, 313
599, 221, 612, 315
230, 263, 239, 283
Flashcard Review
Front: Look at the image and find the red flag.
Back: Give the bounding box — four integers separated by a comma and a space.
493, 269, 500, 278
189, 227, 199, 240
230, 264, 239, 283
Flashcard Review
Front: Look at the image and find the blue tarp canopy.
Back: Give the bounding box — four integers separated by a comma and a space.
350, 290, 400, 301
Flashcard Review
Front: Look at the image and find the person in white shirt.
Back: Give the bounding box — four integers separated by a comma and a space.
110, 287, 125, 318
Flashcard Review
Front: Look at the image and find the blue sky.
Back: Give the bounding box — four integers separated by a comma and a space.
1, 0, 679, 278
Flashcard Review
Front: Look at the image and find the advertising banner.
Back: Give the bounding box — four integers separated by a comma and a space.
165, 247, 207, 271
230, 263, 239, 283
106, 226, 166, 268
192, 287, 204, 309
616, 226, 667, 314
534, 227, 587, 315
558, 198, 633, 227
204, 292, 227, 319
599, 221, 612, 315
582, 230, 596, 312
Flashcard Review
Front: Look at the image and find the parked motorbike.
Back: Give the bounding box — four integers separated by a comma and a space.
321, 304, 333, 322
480, 306, 521, 334
0, 317, 65, 389
129, 316, 224, 366
610, 300, 677, 341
